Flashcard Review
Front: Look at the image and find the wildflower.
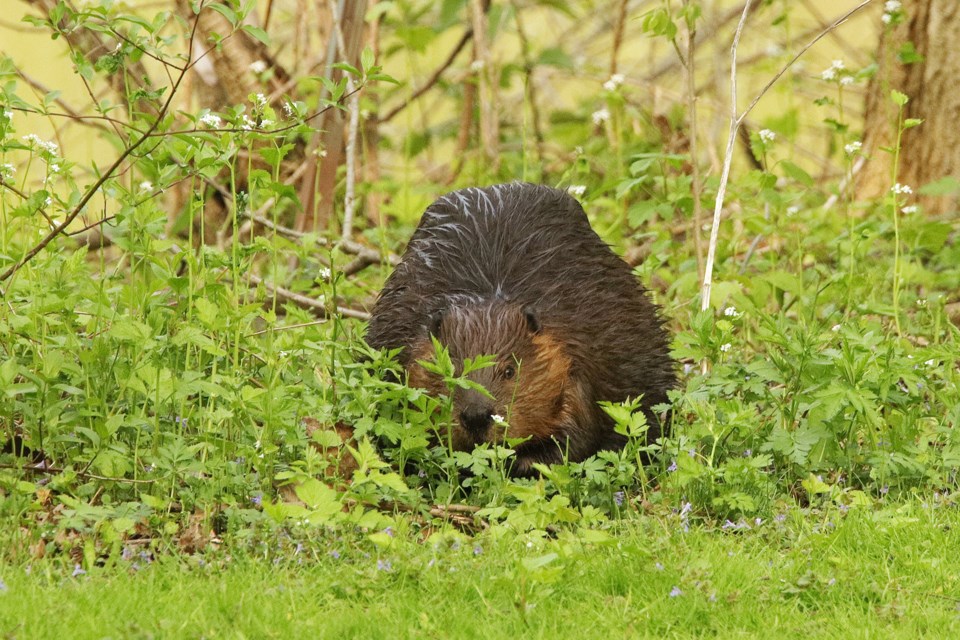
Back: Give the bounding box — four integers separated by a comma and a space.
384, 526, 395, 537
840, 76, 855, 86
884, 0, 901, 12
603, 73, 625, 91
199, 113, 222, 128
473, 545, 483, 556
251, 493, 263, 507
319, 267, 332, 280
50, 164, 60, 173
283, 101, 295, 118
820, 68, 837, 81
253, 93, 268, 109
831, 59, 845, 71
901, 205, 918, 215
0, 163, 14, 180
892, 183, 912, 195
241, 114, 257, 130
828, 578, 836, 586
491, 414, 506, 425
470, 59, 485, 72
72, 564, 86, 577
758, 129, 776, 143
329, 550, 341, 559
881, 13, 892, 24
720, 343, 731, 353
613, 491, 625, 507
844, 141, 862, 155
924, 359, 936, 367
139, 181, 153, 193
249, 60, 267, 74
880, 486, 889, 495
377, 559, 392, 572
567, 185, 586, 197
0, 577, 7, 592
667, 460, 677, 472
655, 562, 664, 571
22, 134, 59, 155
591, 108, 611, 125
669, 586, 683, 598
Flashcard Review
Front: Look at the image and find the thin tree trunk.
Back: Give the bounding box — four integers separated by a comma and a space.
858, 0, 960, 215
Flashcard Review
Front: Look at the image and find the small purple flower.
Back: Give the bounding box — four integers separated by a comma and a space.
828, 578, 836, 586
72, 564, 86, 577
0, 578, 7, 592
295, 543, 303, 555
122, 546, 135, 561
613, 491, 625, 507
473, 545, 483, 556
384, 526, 395, 537
667, 460, 678, 472
775, 513, 786, 523
329, 550, 341, 560
709, 593, 717, 602
880, 486, 890, 495
754, 517, 763, 527
377, 559, 392, 572
687, 448, 696, 458
838, 504, 849, 513
743, 449, 752, 457
251, 493, 263, 507
669, 586, 683, 598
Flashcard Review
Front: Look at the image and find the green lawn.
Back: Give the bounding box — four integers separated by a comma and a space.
4, 501, 959, 639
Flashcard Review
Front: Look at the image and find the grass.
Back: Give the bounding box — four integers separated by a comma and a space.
3, 501, 960, 639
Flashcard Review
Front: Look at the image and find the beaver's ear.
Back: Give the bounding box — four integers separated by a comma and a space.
523, 306, 542, 335
426, 308, 445, 337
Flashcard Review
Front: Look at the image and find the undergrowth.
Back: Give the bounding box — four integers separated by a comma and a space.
0, 0, 958, 569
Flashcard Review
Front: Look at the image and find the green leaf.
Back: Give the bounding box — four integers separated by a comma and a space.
890, 90, 909, 106
240, 24, 270, 46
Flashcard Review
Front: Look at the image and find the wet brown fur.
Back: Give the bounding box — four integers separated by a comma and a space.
366, 183, 675, 475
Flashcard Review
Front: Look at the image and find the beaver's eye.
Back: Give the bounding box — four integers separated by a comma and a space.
503, 365, 515, 380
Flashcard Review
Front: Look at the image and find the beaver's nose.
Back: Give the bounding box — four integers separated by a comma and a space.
460, 405, 493, 435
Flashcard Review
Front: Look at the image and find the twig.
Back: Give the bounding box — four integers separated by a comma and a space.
610, 0, 629, 76
379, 28, 474, 124
0, 462, 157, 484
328, 0, 361, 242
247, 273, 370, 320
683, 0, 704, 279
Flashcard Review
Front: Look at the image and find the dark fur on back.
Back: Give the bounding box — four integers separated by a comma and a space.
366, 182, 674, 474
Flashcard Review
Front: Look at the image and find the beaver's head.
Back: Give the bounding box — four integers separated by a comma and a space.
407, 302, 590, 470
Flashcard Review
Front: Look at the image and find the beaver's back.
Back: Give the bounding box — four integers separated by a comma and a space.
366, 182, 674, 421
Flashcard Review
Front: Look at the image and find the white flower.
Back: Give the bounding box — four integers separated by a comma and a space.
758, 129, 776, 143
592, 108, 610, 125
44, 196, 53, 208
258, 119, 273, 128
22, 134, 58, 155
603, 73, 625, 91
283, 101, 295, 118
881, 13, 892, 24
844, 141, 862, 155
241, 114, 257, 130
840, 76, 855, 86
139, 181, 153, 192
924, 359, 936, 367
470, 59, 485, 72
0, 163, 15, 180
786, 205, 799, 217
2, 109, 11, 122
884, 1, 901, 12
901, 205, 918, 215
319, 267, 331, 280
821, 68, 837, 81
249, 60, 267, 74
720, 343, 731, 353
253, 93, 268, 109
567, 185, 586, 197
892, 183, 912, 195
831, 59, 845, 71
491, 414, 505, 425
50, 164, 60, 173
831, 324, 842, 332
723, 306, 740, 318
199, 113, 222, 128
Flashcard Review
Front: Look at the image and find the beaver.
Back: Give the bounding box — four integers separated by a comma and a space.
366, 182, 674, 475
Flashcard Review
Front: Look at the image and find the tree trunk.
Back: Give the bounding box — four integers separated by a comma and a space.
857, 0, 960, 215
